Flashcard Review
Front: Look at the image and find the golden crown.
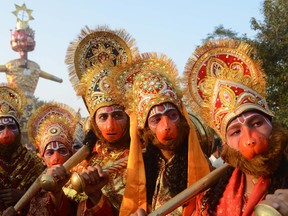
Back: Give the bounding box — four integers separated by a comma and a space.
124, 53, 182, 129
0, 84, 25, 124
65, 25, 139, 115
183, 39, 273, 141
28, 102, 78, 156
78, 64, 128, 117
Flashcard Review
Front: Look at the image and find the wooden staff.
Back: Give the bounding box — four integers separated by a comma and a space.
40, 145, 91, 191
13, 169, 46, 212
70, 155, 129, 192
148, 163, 230, 216
13, 143, 93, 212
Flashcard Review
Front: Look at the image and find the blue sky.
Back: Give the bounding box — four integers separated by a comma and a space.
0, 0, 264, 117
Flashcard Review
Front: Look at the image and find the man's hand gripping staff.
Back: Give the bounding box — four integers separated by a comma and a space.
13, 130, 97, 213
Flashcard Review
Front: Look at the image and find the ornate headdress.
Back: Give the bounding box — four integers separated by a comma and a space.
183, 39, 273, 141
120, 53, 210, 215
28, 102, 78, 156
78, 64, 127, 117
65, 25, 139, 116
0, 84, 25, 125
121, 53, 182, 129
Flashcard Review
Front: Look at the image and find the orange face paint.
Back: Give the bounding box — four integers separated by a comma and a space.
226, 111, 272, 159
0, 117, 19, 145
148, 103, 180, 145
95, 105, 129, 143
43, 142, 71, 167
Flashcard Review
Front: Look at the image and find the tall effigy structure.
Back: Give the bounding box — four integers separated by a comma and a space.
0, 4, 63, 146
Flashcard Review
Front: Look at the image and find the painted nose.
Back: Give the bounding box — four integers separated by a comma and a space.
105, 116, 116, 132
0, 127, 16, 143
159, 115, 173, 131
50, 151, 62, 165
241, 126, 257, 147
2, 127, 11, 137
247, 138, 256, 146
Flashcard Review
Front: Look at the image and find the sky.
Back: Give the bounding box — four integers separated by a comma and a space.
0, 0, 264, 117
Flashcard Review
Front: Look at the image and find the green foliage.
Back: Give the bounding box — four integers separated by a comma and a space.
202, 25, 250, 43
250, 0, 288, 128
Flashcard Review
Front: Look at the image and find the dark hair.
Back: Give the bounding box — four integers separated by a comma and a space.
142, 114, 189, 204
211, 134, 222, 154
143, 140, 188, 204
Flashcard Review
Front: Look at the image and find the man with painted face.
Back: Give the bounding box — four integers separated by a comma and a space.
182, 39, 288, 215
73, 66, 131, 215
94, 105, 129, 146
65, 26, 139, 215
75, 103, 130, 215
119, 53, 211, 215
146, 103, 182, 154
3, 102, 81, 215
0, 84, 44, 214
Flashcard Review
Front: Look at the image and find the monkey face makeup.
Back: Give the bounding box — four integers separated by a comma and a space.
226, 111, 272, 159
95, 105, 129, 143
0, 117, 19, 146
148, 103, 180, 145
43, 141, 72, 167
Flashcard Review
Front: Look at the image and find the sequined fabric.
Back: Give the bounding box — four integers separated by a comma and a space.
0, 145, 45, 213
88, 141, 129, 210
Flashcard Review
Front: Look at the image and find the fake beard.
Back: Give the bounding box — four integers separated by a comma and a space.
141, 117, 189, 152
222, 123, 288, 177
0, 133, 21, 157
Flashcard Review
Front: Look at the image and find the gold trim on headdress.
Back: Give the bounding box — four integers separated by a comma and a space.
77, 64, 127, 117
120, 53, 211, 215
0, 83, 26, 124
183, 39, 273, 141
123, 52, 182, 129
120, 53, 182, 215
27, 102, 78, 156
65, 25, 139, 96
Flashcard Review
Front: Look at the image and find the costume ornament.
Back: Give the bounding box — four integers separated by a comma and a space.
65, 25, 139, 117
28, 102, 78, 156
183, 39, 273, 141
0, 84, 25, 125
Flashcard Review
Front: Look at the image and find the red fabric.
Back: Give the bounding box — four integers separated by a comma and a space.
47, 193, 77, 216
216, 168, 269, 216
194, 168, 270, 216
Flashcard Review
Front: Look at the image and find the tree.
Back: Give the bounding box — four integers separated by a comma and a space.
251, 0, 288, 128
202, 25, 250, 43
